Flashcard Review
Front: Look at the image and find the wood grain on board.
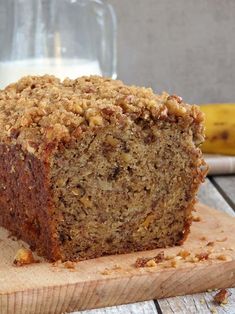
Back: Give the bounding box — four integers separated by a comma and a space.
0, 203, 235, 314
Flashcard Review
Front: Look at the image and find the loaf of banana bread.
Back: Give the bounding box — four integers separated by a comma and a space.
0, 75, 207, 261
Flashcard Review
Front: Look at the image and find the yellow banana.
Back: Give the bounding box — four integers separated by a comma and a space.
200, 103, 235, 155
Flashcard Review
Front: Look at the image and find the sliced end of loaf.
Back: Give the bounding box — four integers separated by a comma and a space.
51, 116, 205, 261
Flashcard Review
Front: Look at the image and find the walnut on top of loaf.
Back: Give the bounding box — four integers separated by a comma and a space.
0, 75, 204, 156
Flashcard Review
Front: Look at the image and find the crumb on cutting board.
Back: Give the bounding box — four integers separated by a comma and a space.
177, 249, 190, 258
135, 251, 165, 268
213, 288, 231, 305
50, 260, 78, 272
134, 244, 234, 269
199, 298, 205, 304
216, 254, 232, 261
192, 215, 201, 222
210, 306, 217, 314
13, 247, 38, 266
51, 260, 62, 267
63, 261, 76, 269
100, 264, 122, 276
170, 258, 182, 268
195, 252, 209, 261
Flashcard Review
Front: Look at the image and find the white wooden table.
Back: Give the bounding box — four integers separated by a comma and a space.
72, 175, 235, 314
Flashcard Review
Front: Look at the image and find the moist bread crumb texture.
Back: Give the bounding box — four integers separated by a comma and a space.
0, 75, 207, 261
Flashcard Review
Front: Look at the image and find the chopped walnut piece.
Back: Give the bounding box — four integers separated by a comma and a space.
171, 259, 181, 268
101, 107, 115, 116
192, 215, 201, 222
63, 261, 76, 269
154, 251, 165, 262
177, 250, 190, 259
167, 94, 183, 104
216, 254, 232, 261
89, 115, 104, 127
196, 252, 209, 261
135, 257, 149, 268
135, 251, 164, 268
213, 289, 231, 305
13, 247, 38, 266
146, 259, 157, 267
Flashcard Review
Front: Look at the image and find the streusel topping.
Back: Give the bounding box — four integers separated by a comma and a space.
0, 75, 203, 155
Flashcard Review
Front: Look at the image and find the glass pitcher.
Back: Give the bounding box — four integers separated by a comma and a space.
0, 0, 117, 88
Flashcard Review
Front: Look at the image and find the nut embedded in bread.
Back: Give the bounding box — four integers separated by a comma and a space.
0, 75, 207, 261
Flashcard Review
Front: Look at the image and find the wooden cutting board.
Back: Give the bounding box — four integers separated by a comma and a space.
0, 203, 235, 314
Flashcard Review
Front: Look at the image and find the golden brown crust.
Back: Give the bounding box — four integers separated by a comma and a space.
0, 143, 61, 261
0, 75, 204, 157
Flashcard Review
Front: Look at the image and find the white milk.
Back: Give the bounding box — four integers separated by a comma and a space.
0, 58, 102, 89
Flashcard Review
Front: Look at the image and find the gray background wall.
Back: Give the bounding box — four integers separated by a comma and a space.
1, 0, 235, 104
110, 0, 235, 103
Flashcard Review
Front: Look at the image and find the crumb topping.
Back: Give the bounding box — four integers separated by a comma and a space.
0, 75, 204, 156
